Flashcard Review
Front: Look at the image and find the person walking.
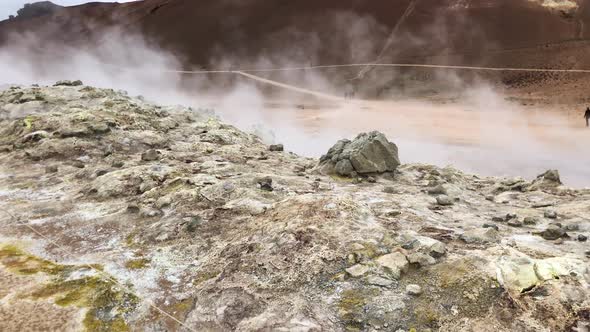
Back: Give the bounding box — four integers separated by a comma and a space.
585, 107, 590, 127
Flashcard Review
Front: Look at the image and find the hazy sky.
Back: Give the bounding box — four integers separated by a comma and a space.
1, 1, 134, 20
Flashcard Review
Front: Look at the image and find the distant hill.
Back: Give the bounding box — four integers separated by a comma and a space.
2, 0, 590, 99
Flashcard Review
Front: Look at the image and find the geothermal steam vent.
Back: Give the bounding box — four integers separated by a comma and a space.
318, 131, 400, 177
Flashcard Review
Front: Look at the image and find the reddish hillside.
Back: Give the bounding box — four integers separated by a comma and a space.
2, 0, 590, 100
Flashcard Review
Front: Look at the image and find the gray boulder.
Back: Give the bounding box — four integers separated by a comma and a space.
319, 131, 400, 177
54, 80, 83, 87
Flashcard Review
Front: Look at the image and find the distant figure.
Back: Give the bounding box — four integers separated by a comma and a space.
585, 107, 590, 127
344, 87, 355, 100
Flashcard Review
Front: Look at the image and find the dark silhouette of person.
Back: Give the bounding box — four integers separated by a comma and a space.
585, 107, 590, 127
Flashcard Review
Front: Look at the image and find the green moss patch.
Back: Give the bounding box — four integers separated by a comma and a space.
338, 288, 379, 330
0, 244, 139, 332
125, 258, 150, 270
0, 245, 64, 275
23, 115, 38, 130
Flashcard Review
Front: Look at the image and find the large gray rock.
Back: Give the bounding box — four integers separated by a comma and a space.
319, 131, 400, 176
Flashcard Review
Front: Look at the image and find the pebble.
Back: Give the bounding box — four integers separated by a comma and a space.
544, 210, 558, 219
483, 223, 499, 231
383, 186, 396, 194
427, 184, 447, 195
126, 204, 140, 214
507, 220, 523, 228
72, 160, 85, 168
401, 239, 418, 250
429, 242, 447, 258
436, 195, 453, 206
406, 284, 422, 296
492, 215, 506, 222
45, 165, 58, 173
578, 234, 588, 242
407, 252, 436, 266
256, 177, 273, 191
269, 144, 284, 152
367, 276, 394, 287
523, 216, 538, 225
506, 213, 517, 220
540, 224, 565, 240
345, 264, 369, 277
141, 149, 161, 161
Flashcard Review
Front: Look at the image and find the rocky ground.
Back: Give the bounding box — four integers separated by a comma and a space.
0, 82, 589, 332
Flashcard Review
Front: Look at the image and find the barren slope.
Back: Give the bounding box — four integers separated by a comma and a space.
0, 83, 588, 331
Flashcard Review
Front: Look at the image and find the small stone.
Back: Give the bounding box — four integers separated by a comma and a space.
485, 195, 494, 201
429, 242, 447, 258
155, 196, 172, 209
256, 176, 273, 191
376, 252, 409, 279
345, 264, 369, 277
523, 217, 538, 225
269, 144, 284, 152
537, 169, 561, 184
492, 215, 506, 222
554, 238, 564, 245
141, 149, 161, 161
532, 202, 554, 208
72, 161, 85, 168
127, 204, 140, 214
539, 225, 565, 240
544, 210, 557, 219
186, 216, 202, 233
460, 228, 500, 244
350, 243, 365, 251
507, 220, 523, 228
54, 80, 83, 87
506, 213, 517, 220
103, 145, 113, 157
140, 208, 163, 218
578, 234, 588, 242
401, 239, 418, 250
112, 161, 124, 168
407, 252, 436, 267
367, 176, 377, 183
436, 195, 453, 206
386, 210, 401, 217
222, 182, 236, 192
483, 223, 499, 231
383, 186, 396, 194
406, 284, 422, 296
96, 169, 109, 177
367, 276, 394, 287
427, 184, 447, 195
45, 165, 58, 173
155, 232, 170, 242
564, 224, 579, 231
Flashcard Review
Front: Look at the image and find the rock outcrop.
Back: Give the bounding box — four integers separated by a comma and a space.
318, 131, 400, 177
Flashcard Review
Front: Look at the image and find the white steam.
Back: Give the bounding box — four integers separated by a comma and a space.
0, 15, 589, 187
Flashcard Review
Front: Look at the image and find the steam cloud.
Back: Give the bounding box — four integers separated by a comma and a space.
0, 11, 588, 187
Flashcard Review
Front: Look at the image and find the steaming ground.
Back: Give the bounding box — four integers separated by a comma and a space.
1, 29, 588, 187
213, 92, 590, 187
